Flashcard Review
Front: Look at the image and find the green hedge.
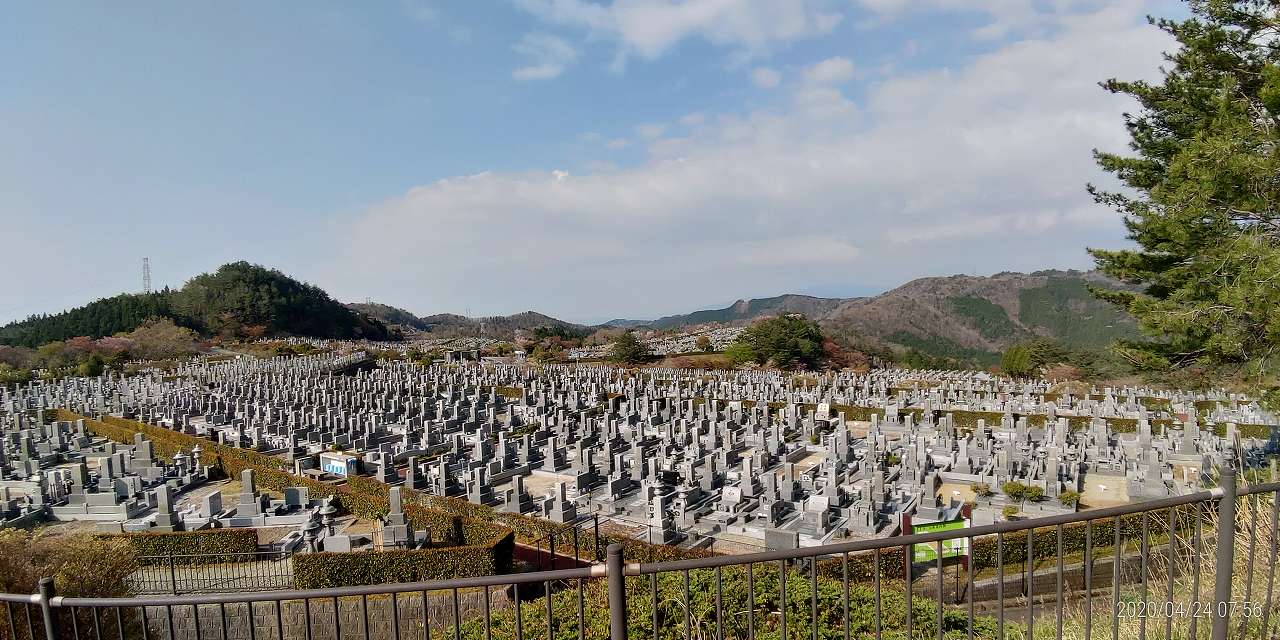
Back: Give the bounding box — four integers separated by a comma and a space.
97, 528, 259, 563
61, 411, 515, 557
292, 531, 515, 588
1210, 422, 1273, 439
418, 494, 721, 564
970, 514, 1154, 571
817, 546, 908, 582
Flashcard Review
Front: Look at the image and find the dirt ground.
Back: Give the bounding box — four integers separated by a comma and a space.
936, 482, 977, 503
519, 471, 576, 499
1079, 473, 1130, 509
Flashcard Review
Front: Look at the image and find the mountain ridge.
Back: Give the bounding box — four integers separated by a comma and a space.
0, 262, 391, 346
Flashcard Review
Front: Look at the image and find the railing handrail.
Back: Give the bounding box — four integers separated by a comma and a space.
54, 565, 601, 607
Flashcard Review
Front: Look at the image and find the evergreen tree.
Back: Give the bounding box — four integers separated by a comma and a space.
725, 315, 827, 370
1090, 1, 1280, 399
608, 331, 652, 365
1001, 338, 1069, 378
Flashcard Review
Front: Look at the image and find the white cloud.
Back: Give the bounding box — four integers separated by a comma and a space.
402, 0, 437, 23
679, 112, 707, 127
606, 137, 631, 150
854, 0, 1150, 41
512, 33, 578, 80
321, 3, 1173, 319
752, 67, 782, 88
514, 0, 844, 60
803, 56, 854, 84
635, 122, 667, 139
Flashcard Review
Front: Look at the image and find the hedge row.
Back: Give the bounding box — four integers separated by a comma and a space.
292, 532, 516, 588
64, 409, 706, 568
969, 513, 1158, 571
97, 528, 259, 563
416, 493, 721, 564
1211, 422, 1273, 439
60, 410, 516, 570
816, 546, 908, 582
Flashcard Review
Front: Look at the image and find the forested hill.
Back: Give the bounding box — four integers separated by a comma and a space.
0, 293, 177, 348
0, 262, 390, 347
606, 294, 846, 329
349, 303, 592, 340
601, 270, 1138, 368
820, 270, 1137, 358
346, 302, 430, 331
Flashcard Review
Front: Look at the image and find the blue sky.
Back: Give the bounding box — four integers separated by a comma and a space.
1, 0, 1181, 324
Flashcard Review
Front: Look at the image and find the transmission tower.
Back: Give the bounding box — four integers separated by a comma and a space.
143, 258, 152, 294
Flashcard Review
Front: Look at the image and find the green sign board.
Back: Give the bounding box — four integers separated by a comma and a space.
911, 519, 968, 563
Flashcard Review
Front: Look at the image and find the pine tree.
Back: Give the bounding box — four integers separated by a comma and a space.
608, 331, 651, 366
1090, 1, 1280, 399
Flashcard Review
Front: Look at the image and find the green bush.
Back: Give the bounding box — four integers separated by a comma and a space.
292, 531, 514, 588
453, 562, 1005, 640
726, 315, 827, 370
969, 516, 1154, 571
97, 528, 259, 563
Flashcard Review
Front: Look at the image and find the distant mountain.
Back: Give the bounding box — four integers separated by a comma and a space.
609, 294, 847, 330
601, 319, 650, 328
817, 270, 1138, 363
604, 270, 1137, 365
0, 262, 391, 347
417, 311, 591, 339
347, 304, 591, 340
347, 302, 431, 331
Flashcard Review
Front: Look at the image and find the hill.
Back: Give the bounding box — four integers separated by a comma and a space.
604, 270, 1137, 366
609, 294, 846, 329
817, 270, 1138, 364
0, 262, 390, 347
0, 292, 177, 348
346, 302, 431, 331
344, 303, 591, 340
417, 311, 591, 339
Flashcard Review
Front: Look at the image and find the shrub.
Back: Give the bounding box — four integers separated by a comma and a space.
969, 516, 1151, 571
292, 531, 514, 588
453, 562, 1005, 640
608, 331, 652, 365
0, 530, 137, 597
97, 528, 259, 563
725, 315, 827, 370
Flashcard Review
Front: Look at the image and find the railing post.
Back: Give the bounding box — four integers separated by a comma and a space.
594, 515, 602, 562
168, 551, 179, 595
1212, 465, 1237, 640
606, 543, 627, 640
37, 577, 58, 640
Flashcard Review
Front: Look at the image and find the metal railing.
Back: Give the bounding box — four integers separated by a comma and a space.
3, 468, 1277, 640
129, 552, 293, 595
528, 515, 604, 569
